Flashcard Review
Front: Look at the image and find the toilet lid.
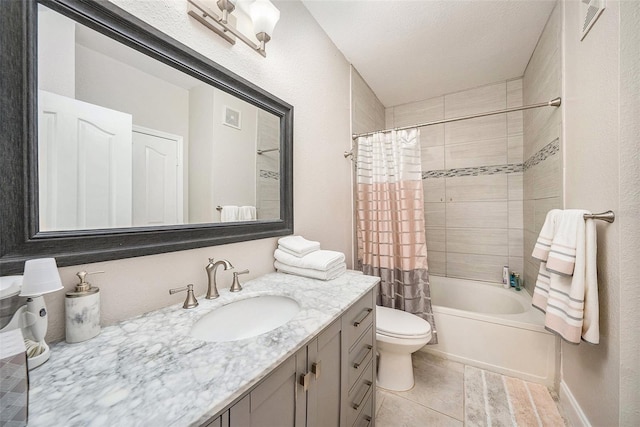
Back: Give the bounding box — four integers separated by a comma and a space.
376, 305, 432, 339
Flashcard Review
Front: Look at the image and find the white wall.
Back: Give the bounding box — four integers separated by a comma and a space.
561, 0, 640, 425
38, 6, 75, 98
43, 0, 353, 342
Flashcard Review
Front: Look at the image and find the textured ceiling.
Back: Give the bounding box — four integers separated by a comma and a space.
301, 0, 556, 107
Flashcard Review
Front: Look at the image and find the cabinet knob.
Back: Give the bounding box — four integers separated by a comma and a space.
299, 372, 311, 392
311, 361, 321, 380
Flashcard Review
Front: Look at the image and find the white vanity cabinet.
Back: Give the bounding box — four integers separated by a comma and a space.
204, 288, 376, 427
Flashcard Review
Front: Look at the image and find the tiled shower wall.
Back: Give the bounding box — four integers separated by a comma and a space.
385, 80, 525, 283
522, 4, 563, 293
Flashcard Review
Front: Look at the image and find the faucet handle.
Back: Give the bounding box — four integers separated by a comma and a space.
230, 269, 249, 292
169, 284, 199, 309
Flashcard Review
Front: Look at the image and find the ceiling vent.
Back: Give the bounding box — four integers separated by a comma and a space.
580, 0, 606, 41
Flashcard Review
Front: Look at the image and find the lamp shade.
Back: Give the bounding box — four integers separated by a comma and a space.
20, 258, 63, 297
249, 0, 280, 37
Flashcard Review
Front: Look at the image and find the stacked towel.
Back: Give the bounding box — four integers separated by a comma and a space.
220, 206, 239, 222
531, 210, 599, 344
275, 236, 346, 280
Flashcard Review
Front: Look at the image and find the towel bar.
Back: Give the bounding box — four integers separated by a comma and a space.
216, 206, 222, 211
583, 210, 615, 223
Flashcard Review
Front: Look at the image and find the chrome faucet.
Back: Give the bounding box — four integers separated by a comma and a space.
205, 258, 233, 299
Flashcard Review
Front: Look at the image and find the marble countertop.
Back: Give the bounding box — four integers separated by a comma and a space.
28, 271, 379, 426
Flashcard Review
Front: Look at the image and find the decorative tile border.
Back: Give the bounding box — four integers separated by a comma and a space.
422, 163, 523, 179
523, 138, 560, 171
421, 138, 560, 179
260, 170, 280, 180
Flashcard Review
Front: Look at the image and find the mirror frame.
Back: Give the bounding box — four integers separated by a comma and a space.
0, 0, 293, 274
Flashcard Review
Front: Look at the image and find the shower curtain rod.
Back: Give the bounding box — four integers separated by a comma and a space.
350, 96, 561, 140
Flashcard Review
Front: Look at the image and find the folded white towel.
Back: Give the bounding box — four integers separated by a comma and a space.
275, 261, 347, 281
239, 206, 256, 221
274, 249, 345, 271
277, 236, 320, 257
532, 210, 599, 344
221, 206, 239, 222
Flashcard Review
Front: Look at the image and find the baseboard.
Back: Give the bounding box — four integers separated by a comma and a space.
559, 380, 591, 427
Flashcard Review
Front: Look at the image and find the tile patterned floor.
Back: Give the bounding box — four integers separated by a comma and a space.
375, 351, 565, 427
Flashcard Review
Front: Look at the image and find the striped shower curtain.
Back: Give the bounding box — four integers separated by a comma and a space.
356, 129, 437, 343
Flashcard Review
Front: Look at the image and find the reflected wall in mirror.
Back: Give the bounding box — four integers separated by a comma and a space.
37, 4, 280, 232
0, 0, 293, 273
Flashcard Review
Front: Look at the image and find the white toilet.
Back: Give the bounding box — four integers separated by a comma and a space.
375, 305, 432, 391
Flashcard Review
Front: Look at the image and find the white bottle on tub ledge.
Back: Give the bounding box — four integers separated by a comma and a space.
502, 266, 510, 289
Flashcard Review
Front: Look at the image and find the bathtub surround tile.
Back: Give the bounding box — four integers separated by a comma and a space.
444, 82, 506, 118
426, 227, 446, 252
507, 134, 524, 164
508, 173, 523, 201
425, 202, 446, 228
423, 178, 446, 203
422, 163, 523, 180
531, 154, 562, 200
392, 96, 444, 128
422, 145, 446, 171
509, 257, 524, 278
446, 228, 508, 257
444, 114, 506, 146
446, 201, 508, 229
376, 391, 462, 427
507, 111, 524, 136
445, 175, 508, 202
533, 197, 562, 232
508, 229, 524, 257
428, 250, 446, 276
446, 253, 508, 283
506, 79, 523, 108
444, 138, 507, 169
508, 200, 524, 229
419, 124, 445, 148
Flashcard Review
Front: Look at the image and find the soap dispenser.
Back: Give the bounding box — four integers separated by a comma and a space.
65, 271, 103, 343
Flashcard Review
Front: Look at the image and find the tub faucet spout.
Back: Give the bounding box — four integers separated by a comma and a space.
206, 258, 233, 299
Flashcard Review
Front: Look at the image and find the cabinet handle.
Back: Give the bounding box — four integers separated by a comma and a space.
353, 308, 372, 327
299, 372, 311, 392
351, 380, 372, 410
311, 361, 321, 380
364, 415, 372, 427
353, 345, 372, 369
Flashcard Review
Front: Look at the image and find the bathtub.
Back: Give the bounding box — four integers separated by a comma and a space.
421, 275, 557, 386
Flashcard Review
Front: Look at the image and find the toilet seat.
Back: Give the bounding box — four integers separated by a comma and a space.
376, 305, 431, 339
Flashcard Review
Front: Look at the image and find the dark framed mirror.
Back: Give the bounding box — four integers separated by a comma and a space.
0, 0, 293, 274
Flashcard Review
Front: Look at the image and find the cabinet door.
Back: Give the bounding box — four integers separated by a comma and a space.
229, 348, 305, 427
307, 319, 342, 427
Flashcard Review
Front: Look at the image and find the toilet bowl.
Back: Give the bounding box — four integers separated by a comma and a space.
376, 305, 432, 391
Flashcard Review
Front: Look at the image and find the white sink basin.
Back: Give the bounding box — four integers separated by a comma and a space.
191, 295, 300, 342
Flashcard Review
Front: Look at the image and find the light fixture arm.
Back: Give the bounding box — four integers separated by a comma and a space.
188, 0, 270, 57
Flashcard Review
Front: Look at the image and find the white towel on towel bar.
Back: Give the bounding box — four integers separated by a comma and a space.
239, 206, 256, 221
220, 206, 239, 222
532, 210, 599, 344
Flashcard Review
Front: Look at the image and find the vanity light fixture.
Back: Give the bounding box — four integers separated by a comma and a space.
187, 0, 280, 57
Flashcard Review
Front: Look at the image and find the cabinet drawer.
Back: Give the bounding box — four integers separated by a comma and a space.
352, 394, 373, 427
344, 291, 374, 352
347, 325, 374, 393
346, 358, 374, 427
